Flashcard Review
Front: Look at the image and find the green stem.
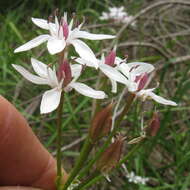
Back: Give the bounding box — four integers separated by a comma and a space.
115, 92, 135, 126
73, 170, 100, 190
77, 93, 135, 180
56, 92, 65, 190
62, 136, 93, 190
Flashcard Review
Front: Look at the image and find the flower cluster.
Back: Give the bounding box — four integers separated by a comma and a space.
126, 171, 149, 185
13, 13, 114, 113
100, 6, 136, 26
75, 51, 177, 106
13, 13, 177, 115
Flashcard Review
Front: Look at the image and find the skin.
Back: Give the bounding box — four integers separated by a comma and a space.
0, 96, 68, 190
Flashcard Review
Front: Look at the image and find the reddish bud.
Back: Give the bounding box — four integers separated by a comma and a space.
104, 51, 116, 67
135, 72, 148, 91
57, 60, 72, 86
89, 103, 113, 143
96, 135, 125, 173
146, 112, 160, 137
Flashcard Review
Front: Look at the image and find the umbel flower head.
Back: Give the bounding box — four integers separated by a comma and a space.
99, 56, 177, 106
100, 6, 136, 26
12, 58, 107, 114
14, 13, 115, 62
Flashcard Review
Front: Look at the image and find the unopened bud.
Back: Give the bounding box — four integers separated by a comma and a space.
96, 135, 125, 173
145, 112, 160, 137
104, 51, 116, 67
89, 103, 113, 143
57, 60, 72, 86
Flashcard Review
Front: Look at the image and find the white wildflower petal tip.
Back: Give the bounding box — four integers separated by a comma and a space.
71, 39, 97, 63
14, 35, 50, 53
12, 64, 48, 85
74, 31, 115, 40
69, 82, 107, 99
31, 58, 49, 78
31, 17, 50, 30
148, 92, 177, 106
40, 88, 62, 114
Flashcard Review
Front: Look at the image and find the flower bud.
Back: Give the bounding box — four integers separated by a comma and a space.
89, 103, 113, 143
96, 135, 125, 173
145, 112, 160, 137
104, 51, 116, 67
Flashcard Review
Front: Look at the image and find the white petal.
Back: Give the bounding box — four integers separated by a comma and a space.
14, 35, 50, 53
127, 62, 155, 74
40, 88, 62, 114
110, 79, 117, 93
99, 63, 129, 85
147, 92, 177, 106
72, 30, 115, 40
71, 39, 97, 63
31, 58, 48, 78
12, 64, 48, 85
115, 57, 125, 65
47, 67, 59, 87
69, 19, 74, 31
31, 17, 50, 30
117, 63, 130, 77
74, 57, 98, 68
69, 82, 107, 99
71, 64, 82, 78
47, 38, 66, 54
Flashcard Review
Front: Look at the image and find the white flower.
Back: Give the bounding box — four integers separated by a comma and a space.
126, 171, 149, 185
100, 6, 136, 26
74, 51, 177, 106
12, 58, 107, 114
136, 88, 177, 106
117, 62, 177, 106
14, 14, 115, 62
75, 52, 130, 93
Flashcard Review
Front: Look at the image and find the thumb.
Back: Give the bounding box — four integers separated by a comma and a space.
0, 96, 68, 190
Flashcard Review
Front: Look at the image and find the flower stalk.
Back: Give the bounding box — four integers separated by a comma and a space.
63, 136, 93, 190
77, 93, 135, 180
56, 92, 65, 190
